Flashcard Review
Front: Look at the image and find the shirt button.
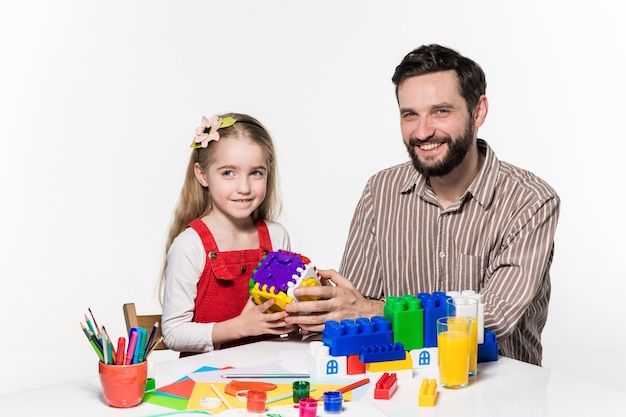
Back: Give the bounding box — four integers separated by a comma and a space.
209, 251, 218, 260
439, 251, 445, 258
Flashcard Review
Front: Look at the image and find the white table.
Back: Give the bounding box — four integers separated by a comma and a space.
0, 336, 623, 417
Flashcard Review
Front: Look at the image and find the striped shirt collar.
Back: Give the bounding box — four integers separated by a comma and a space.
400, 139, 499, 209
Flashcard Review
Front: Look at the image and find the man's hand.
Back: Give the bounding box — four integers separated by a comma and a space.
283, 269, 385, 333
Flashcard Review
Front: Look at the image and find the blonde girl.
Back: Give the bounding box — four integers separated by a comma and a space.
161, 113, 292, 354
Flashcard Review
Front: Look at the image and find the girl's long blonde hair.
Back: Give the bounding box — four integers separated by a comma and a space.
159, 113, 281, 300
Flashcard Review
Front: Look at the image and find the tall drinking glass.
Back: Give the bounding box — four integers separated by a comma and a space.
436, 316, 471, 389
446, 296, 479, 378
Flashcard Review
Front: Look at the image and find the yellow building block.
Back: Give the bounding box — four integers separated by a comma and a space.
418, 378, 437, 406
365, 351, 413, 372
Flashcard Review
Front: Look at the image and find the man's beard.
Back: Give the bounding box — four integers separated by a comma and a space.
405, 122, 474, 177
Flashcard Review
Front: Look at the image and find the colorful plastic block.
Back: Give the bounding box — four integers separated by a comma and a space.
418, 292, 449, 347
307, 341, 347, 377
384, 295, 424, 350
249, 249, 321, 312
322, 316, 393, 357
347, 355, 366, 375
374, 373, 398, 400
418, 378, 437, 406
409, 347, 438, 369
359, 343, 406, 363
365, 350, 412, 373
477, 331, 498, 362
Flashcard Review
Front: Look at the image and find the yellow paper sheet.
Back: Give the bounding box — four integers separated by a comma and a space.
187, 381, 353, 413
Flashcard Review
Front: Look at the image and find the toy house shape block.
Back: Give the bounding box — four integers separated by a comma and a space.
307, 341, 347, 377
384, 295, 424, 350
249, 249, 321, 313
409, 347, 438, 369
322, 316, 393, 357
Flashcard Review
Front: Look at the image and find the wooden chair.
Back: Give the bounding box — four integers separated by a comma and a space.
122, 303, 168, 351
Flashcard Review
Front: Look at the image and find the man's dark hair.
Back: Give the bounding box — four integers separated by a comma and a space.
392, 44, 487, 112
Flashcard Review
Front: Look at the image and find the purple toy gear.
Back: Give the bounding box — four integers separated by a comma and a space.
251, 249, 310, 294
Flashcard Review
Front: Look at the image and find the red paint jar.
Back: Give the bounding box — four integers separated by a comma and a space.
246, 390, 267, 413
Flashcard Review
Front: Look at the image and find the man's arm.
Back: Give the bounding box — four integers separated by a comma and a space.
482, 195, 560, 339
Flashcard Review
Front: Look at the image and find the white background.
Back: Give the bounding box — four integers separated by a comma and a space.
1, 0, 624, 395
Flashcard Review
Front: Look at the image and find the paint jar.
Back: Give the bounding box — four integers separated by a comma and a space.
292, 380, 310, 403
246, 390, 267, 413
323, 391, 343, 414
299, 397, 318, 417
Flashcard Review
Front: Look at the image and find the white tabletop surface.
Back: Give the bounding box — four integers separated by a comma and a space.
0, 335, 623, 417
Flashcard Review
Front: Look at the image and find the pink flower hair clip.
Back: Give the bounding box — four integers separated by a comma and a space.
190, 115, 237, 148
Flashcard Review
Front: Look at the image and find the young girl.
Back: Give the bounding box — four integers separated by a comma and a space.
161, 112, 293, 354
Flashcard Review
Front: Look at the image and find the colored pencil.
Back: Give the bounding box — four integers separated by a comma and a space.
102, 326, 117, 364
221, 373, 310, 379
210, 383, 233, 409
102, 335, 108, 364
144, 321, 159, 357
88, 336, 104, 362
80, 322, 91, 339
145, 336, 163, 359
316, 377, 370, 400
81, 323, 104, 361
88, 308, 100, 334
84, 314, 96, 335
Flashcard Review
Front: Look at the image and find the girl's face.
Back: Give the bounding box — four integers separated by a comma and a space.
195, 135, 268, 223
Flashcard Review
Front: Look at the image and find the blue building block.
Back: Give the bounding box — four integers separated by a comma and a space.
359, 342, 406, 364
477, 331, 498, 362
322, 316, 393, 357
418, 292, 449, 348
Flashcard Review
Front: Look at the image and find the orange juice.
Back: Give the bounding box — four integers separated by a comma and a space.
469, 317, 478, 377
438, 327, 470, 389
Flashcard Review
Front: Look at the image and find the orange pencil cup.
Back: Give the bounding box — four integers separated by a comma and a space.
98, 361, 148, 408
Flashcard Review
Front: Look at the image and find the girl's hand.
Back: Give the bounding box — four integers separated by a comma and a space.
237, 298, 294, 337
212, 298, 293, 345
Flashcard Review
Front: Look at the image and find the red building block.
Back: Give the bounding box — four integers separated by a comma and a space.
374, 372, 398, 400
347, 354, 366, 375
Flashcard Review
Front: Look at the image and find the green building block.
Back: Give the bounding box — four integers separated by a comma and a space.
384, 295, 424, 350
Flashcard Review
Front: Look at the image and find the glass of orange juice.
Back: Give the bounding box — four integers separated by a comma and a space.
437, 316, 471, 389
446, 296, 479, 378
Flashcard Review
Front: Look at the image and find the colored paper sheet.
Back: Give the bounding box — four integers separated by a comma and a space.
143, 390, 189, 410
156, 377, 197, 398
186, 381, 353, 412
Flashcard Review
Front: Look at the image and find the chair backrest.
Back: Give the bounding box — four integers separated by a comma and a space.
122, 303, 168, 351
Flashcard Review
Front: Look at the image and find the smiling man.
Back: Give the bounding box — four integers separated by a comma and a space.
284, 44, 560, 366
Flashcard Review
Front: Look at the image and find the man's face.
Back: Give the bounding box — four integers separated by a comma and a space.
398, 71, 476, 177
